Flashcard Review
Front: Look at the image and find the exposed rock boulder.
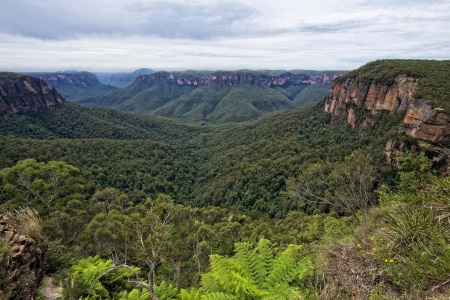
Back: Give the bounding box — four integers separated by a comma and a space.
0, 73, 64, 114
0, 215, 47, 300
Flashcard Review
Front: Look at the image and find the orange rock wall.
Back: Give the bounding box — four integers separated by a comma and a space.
324, 76, 450, 142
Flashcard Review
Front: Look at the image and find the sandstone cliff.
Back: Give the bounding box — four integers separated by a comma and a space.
135, 71, 337, 88
0, 215, 47, 300
0, 73, 64, 114
324, 75, 450, 142
30, 71, 100, 88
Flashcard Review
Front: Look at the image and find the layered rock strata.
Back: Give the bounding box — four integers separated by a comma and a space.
0, 215, 47, 300
31, 71, 100, 87
135, 71, 338, 87
0, 75, 64, 114
324, 75, 450, 142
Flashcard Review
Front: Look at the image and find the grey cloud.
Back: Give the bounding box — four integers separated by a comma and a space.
297, 20, 368, 34
0, 0, 254, 40
121, 1, 255, 39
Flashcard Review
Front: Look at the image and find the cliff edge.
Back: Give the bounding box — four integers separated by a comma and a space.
0, 72, 64, 114
324, 60, 450, 142
0, 215, 47, 300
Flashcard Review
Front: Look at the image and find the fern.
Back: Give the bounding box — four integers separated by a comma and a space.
179, 287, 205, 300
194, 239, 311, 299
116, 288, 150, 300
154, 281, 179, 300
201, 292, 237, 300
265, 244, 302, 289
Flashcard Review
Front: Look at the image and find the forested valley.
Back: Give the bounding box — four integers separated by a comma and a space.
1, 60, 450, 299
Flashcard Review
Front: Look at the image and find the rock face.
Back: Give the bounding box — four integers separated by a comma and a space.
324, 75, 450, 142
31, 71, 100, 88
0, 215, 47, 300
0, 74, 64, 114
135, 71, 337, 88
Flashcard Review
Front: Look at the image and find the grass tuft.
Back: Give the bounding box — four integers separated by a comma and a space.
11, 207, 42, 239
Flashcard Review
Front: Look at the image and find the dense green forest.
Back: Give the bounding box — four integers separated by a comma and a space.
80, 72, 335, 123
1, 60, 450, 299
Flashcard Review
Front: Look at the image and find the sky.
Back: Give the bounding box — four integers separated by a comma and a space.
0, 0, 449, 72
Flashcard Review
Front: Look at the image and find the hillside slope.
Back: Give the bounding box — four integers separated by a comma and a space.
82, 70, 340, 123
25, 71, 118, 102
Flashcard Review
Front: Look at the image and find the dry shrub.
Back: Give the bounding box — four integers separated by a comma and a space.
11, 207, 42, 239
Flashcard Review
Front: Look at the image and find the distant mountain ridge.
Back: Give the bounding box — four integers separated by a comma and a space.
82, 70, 342, 123
133, 70, 337, 86
27, 71, 100, 87
95, 68, 156, 88
24, 71, 118, 102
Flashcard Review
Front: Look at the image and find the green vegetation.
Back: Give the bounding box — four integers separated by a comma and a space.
336, 59, 450, 111
1, 60, 450, 298
0, 102, 210, 141
81, 78, 331, 123
0, 102, 405, 213
184, 239, 312, 299
53, 83, 118, 102
292, 83, 331, 107
0, 72, 23, 79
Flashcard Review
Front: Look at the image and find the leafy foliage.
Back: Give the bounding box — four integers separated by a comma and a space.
0, 72, 23, 79
0, 102, 209, 141
182, 238, 312, 299
0, 159, 82, 217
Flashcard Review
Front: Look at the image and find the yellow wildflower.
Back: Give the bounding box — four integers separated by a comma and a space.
389, 259, 394, 263
372, 247, 376, 251
357, 243, 362, 248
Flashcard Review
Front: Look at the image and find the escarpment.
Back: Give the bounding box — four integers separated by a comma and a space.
135, 70, 337, 87
31, 71, 100, 88
324, 75, 450, 143
0, 215, 47, 300
0, 73, 64, 114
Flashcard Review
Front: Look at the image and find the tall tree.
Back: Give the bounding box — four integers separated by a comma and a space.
0, 159, 82, 217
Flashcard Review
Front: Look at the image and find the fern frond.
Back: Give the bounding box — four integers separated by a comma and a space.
230, 271, 268, 297
265, 244, 302, 289
254, 238, 273, 286
234, 241, 253, 279
201, 273, 225, 293
179, 288, 205, 300
154, 281, 178, 300
200, 292, 236, 300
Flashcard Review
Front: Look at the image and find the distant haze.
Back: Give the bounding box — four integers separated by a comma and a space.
0, 0, 449, 72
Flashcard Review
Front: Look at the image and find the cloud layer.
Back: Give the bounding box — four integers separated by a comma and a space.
0, 0, 449, 71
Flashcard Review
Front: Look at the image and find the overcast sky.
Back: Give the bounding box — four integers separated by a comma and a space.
0, 0, 449, 72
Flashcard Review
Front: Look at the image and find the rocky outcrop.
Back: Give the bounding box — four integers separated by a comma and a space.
324, 75, 450, 142
135, 71, 338, 88
0, 215, 47, 300
403, 100, 450, 141
0, 74, 65, 114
